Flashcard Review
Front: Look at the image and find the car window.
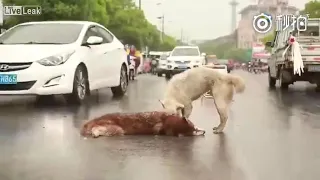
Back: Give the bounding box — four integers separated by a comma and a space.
277, 31, 286, 48
96, 26, 114, 43
171, 48, 200, 56
82, 26, 100, 44
0, 23, 83, 44
273, 31, 279, 48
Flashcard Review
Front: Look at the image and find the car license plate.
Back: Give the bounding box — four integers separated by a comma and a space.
0, 74, 17, 84
178, 65, 187, 69
308, 65, 320, 72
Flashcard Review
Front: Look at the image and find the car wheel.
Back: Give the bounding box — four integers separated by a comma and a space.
268, 70, 276, 88
111, 65, 128, 97
64, 65, 89, 104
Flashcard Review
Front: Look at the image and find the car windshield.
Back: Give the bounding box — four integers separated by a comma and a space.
160, 54, 168, 60
0, 23, 83, 44
171, 48, 199, 56
297, 26, 319, 37
206, 56, 217, 63
217, 59, 229, 64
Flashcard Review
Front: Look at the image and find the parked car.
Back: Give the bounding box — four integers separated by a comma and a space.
165, 46, 204, 78
157, 53, 169, 76
0, 21, 129, 104
211, 59, 232, 73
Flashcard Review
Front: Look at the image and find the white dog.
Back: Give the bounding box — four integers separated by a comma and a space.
159, 67, 245, 133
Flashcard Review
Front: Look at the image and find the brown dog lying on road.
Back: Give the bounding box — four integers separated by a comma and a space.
81, 111, 205, 137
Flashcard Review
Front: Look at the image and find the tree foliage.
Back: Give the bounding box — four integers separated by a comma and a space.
301, 0, 320, 18
2, 0, 176, 51
199, 41, 250, 62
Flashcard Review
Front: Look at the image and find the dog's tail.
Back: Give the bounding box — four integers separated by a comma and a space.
226, 74, 245, 93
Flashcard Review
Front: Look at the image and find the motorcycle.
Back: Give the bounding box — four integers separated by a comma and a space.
248, 65, 252, 72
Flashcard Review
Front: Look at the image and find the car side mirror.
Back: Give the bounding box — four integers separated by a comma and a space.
86, 36, 103, 45
265, 41, 273, 47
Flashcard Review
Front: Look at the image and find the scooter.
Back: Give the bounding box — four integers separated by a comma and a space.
129, 56, 136, 80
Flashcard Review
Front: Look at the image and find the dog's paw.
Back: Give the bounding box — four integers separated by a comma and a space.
212, 127, 224, 134
213, 130, 223, 134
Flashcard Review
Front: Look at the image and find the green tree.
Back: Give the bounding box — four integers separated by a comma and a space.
2, 0, 175, 51
198, 40, 249, 62
301, 0, 320, 18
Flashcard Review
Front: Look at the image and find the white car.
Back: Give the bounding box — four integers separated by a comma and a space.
0, 21, 129, 104
157, 53, 169, 76
165, 46, 204, 78
208, 64, 228, 74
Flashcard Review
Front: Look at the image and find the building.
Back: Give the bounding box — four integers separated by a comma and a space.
237, 0, 298, 49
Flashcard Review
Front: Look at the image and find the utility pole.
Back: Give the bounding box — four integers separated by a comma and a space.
139, 0, 141, 9
157, 15, 164, 42
180, 28, 183, 44
161, 15, 164, 42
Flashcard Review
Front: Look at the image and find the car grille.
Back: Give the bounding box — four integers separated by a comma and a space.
0, 81, 36, 91
0, 62, 33, 72
175, 61, 191, 64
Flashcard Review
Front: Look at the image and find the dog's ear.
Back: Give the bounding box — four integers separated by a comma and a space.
158, 99, 165, 108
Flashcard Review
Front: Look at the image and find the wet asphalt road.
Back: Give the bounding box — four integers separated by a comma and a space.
0, 70, 320, 180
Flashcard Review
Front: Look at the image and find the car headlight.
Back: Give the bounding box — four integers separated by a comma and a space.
37, 51, 75, 66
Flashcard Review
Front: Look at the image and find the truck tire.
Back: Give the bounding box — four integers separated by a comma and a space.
268, 70, 276, 88
279, 70, 289, 90
316, 83, 320, 92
